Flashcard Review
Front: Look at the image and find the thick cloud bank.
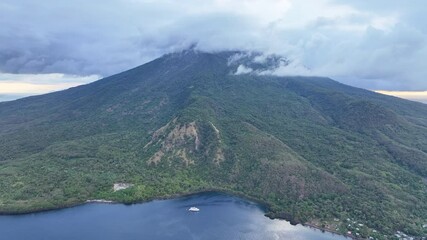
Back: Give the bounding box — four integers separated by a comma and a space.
1, 0, 426, 91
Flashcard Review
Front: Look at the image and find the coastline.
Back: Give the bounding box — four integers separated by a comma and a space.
304, 223, 353, 240
86, 199, 115, 203
0, 189, 352, 239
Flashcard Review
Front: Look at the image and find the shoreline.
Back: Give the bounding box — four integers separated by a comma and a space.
86, 199, 115, 203
304, 223, 353, 239
0, 189, 352, 239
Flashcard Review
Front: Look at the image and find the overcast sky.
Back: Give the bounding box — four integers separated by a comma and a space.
1, 0, 426, 102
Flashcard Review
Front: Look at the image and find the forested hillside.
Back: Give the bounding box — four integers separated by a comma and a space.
0, 50, 426, 239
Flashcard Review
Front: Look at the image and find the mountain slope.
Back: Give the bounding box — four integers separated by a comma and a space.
0, 50, 426, 238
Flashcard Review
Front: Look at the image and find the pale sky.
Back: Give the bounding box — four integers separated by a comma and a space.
0, 0, 426, 103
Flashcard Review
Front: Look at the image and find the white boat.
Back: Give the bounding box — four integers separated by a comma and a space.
188, 207, 200, 212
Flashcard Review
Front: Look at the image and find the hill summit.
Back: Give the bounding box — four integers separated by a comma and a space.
0, 50, 426, 238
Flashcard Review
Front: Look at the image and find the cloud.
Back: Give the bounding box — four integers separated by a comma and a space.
270, 22, 427, 91
0, 73, 99, 85
375, 90, 427, 104
0, 73, 99, 101
0, 82, 80, 94
0, 0, 426, 93
234, 65, 253, 75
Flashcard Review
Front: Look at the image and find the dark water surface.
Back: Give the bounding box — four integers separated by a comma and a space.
0, 192, 348, 240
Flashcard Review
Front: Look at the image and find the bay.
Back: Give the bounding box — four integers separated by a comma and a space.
0, 192, 348, 240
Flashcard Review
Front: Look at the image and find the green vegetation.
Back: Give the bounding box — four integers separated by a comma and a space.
0, 50, 426, 239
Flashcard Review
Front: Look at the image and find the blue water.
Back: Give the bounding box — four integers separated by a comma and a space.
0, 192, 347, 240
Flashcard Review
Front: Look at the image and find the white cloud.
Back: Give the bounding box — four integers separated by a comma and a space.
0, 73, 99, 100
0, 73, 99, 85
0, 82, 80, 94
234, 65, 253, 75
375, 90, 427, 104
261, 61, 311, 76
0, 0, 426, 94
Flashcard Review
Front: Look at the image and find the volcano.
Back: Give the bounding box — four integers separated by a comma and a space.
0, 50, 426, 238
